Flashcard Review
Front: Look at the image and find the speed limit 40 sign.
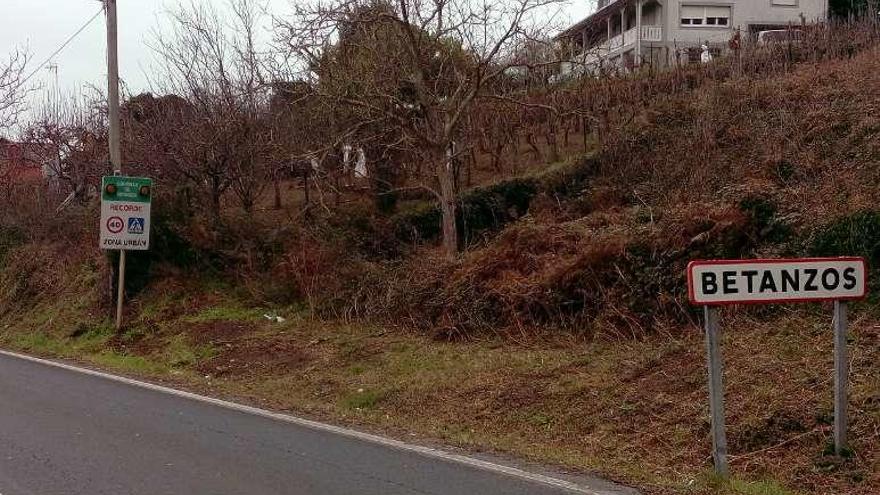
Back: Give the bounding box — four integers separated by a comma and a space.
99, 175, 152, 250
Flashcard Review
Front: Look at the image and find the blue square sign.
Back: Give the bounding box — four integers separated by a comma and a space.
128, 217, 145, 235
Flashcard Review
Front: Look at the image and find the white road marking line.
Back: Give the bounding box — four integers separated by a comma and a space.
0, 349, 624, 495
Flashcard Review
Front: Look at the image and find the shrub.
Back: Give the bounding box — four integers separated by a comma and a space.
458, 177, 538, 245
104, 192, 221, 299
148, 194, 203, 269
391, 177, 540, 246
391, 201, 442, 244
810, 210, 880, 270
537, 155, 599, 201
0, 224, 25, 267
738, 196, 792, 247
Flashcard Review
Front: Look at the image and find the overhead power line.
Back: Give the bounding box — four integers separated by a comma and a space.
20, 7, 105, 88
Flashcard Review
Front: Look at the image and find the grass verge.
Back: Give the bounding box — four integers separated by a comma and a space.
0, 284, 877, 495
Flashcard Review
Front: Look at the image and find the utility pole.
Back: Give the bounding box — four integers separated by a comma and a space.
105, 0, 126, 331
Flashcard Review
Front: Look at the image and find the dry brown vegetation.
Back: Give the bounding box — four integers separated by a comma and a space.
2, 11, 880, 495
1, 278, 877, 495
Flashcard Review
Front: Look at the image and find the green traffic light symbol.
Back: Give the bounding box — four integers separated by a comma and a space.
105, 183, 118, 196
138, 185, 151, 198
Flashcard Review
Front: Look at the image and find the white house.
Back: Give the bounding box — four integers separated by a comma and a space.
555, 0, 828, 73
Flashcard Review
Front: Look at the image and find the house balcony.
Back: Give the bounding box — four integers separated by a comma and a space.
556, 0, 664, 76
565, 26, 662, 71
607, 25, 662, 52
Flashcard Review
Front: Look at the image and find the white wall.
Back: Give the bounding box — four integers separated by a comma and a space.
665, 0, 826, 46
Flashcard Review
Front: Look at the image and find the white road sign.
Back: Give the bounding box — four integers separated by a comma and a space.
99, 176, 152, 250
688, 257, 867, 305
688, 256, 867, 474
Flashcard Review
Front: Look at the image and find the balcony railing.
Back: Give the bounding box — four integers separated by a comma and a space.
560, 25, 664, 76
608, 33, 624, 51
623, 27, 637, 46
641, 26, 662, 42
602, 25, 662, 53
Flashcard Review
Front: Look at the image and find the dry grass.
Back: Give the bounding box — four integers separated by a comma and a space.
2, 20, 880, 495
596, 45, 880, 224
330, 42, 880, 337
1, 284, 876, 494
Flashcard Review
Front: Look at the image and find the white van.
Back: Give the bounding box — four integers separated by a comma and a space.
756, 29, 804, 45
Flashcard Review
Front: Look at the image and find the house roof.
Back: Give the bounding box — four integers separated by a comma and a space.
555, 0, 632, 40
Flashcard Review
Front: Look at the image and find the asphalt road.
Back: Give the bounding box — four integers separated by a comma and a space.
0, 352, 634, 495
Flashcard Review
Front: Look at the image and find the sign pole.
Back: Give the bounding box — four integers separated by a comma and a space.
115, 250, 126, 330
833, 300, 849, 455
704, 305, 729, 476
689, 258, 866, 471
106, 0, 125, 331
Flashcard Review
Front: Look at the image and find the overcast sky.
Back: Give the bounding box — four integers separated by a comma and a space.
2, 0, 588, 114
2, 1, 291, 101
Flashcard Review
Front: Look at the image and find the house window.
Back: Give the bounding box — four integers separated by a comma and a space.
681, 5, 731, 27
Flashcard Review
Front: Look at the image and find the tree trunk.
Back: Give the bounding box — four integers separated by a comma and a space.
272, 170, 282, 209
546, 120, 560, 163
467, 148, 476, 187
582, 117, 590, 152
209, 177, 222, 223
526, 132, 542, 161
436, 154, 459, 259
303, 169, 310, 206
373, 154, 398, 214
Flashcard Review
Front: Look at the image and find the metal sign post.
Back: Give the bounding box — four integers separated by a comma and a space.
833, 300, 848, 455
703, 306, 729, 476
116, 250, 126, 330
687, 257, 867, 476
99, 176, 152, 330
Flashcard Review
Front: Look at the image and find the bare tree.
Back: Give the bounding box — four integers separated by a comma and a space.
20, 89, 108, 203
150, 0, 274, 216
0, 48, 31, 133
277, 0, 564, 257
268, 80, 331, 210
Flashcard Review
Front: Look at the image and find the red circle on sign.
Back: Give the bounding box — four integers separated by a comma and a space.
106, 216, 125, 234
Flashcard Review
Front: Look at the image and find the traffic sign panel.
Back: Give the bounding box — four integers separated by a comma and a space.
687, 256, 868, 475
687, 257, 867, 306
100, 176, 152, 251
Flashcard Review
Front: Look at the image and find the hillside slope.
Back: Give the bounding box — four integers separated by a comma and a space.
2, 44, 880, 495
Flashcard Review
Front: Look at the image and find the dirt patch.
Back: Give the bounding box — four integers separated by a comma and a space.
618, 344, 704, 396
107, 330, 166, 356
198, 336, 313, 378
185, 320, 256, 346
